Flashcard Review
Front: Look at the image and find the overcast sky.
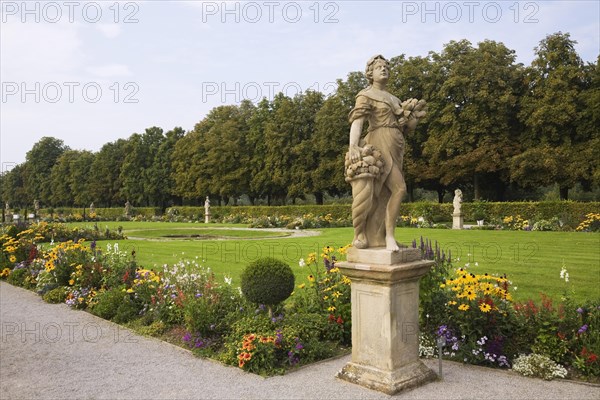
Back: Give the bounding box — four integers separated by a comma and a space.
1, 0, 598, 169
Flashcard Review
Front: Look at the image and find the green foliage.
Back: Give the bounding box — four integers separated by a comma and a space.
89, 286, 140, 323
42, 286, 69, 304
182, 284, 242, 337
221, 312, 337, 375
7, 268, 31, 287
241, 258, 295, 307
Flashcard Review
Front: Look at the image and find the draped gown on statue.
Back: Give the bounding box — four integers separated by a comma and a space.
349, 86, 407, 248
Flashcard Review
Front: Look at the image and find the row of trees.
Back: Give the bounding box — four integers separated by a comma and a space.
2, 32, 598, 208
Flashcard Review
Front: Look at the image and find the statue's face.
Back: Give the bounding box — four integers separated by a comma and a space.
372, 61, 389, 84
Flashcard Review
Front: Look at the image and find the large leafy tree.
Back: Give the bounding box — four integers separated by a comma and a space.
172, 104, 253, 205
423, 39, 523, 200
24, 137, 68, 205
287, 90, 325, 202
247, 98, 274, 204
1, 165, 28, 210
312, 72, 368, 201
120, 127, 166, 206
152, 127, 185, 208
50, 150, 94, 207
88, 139, 128, 207
512, 32, 588, 200
261, 93, 297, 204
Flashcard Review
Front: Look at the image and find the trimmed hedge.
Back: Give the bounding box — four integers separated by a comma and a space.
27, 202, 600, 229
36, 207, 162, 221
168, 202, 599, 227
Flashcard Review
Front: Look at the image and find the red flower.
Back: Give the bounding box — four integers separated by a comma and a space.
336, 316, 344, 325
328, 314, 335, 322
588, 354, 598, 363
123, 270, 130, 283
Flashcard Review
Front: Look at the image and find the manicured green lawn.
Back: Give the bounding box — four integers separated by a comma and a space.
68, 222, 599, 304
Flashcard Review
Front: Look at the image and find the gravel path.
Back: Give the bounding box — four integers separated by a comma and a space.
1, 281, 599, 400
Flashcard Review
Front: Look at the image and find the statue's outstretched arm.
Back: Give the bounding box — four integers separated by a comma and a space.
349, 117, 365, 163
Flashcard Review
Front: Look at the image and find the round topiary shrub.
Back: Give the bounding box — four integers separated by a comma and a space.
241, 257, 295, 308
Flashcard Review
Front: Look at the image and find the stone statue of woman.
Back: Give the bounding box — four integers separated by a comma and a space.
453, 189, 463, 215
345, 55, 426, 251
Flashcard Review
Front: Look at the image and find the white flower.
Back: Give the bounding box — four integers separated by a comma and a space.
475, 262, 479, 266
224, 276, 232, 285
299, 258, 306, 267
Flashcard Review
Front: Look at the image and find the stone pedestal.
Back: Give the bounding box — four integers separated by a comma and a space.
204, 213, 211, 223
337, 247, 437, 395
452, 213, 463, 230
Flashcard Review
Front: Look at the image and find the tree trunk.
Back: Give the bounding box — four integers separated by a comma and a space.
559, 186, 569, 200
406, 181, 414, 203
437, 187, 444, 204
314, 192, 324, 205
474, 173, 481, 200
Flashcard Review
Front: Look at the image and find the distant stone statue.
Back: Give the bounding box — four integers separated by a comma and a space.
453, 189, 462, 214
125, 201, 131, 217
5, 202, 9, 214
89, 202, 95, 214
452, 189, 463, 229
33, 199, 40, 213
204, 196, 211, 223
346, 55, 426, 251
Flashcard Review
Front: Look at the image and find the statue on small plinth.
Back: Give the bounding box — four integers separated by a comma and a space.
204, 196, 211, 223
452, 189, 463, 229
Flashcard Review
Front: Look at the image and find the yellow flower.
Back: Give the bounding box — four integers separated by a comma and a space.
458, 304, 470, 311
479, 303, 492, 313
308, 274, 315, 282
448, 301, 457, 306
69, 279, 75, 286
323, 295, 329, 300
306, 252, 317, 264
327, 306, 336, 312
298, 283, 305, 289
9, 255, 16, 263
126, 288, 134, 293
466, 291, 477, 301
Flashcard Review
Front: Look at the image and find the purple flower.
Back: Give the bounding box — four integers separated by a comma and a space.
578, 324, 588, 334
437, 325, 448, 336
183, 332, 192, 342
195, 293, 202, 298
576, 307, 584, 314
295, 342, 304, 350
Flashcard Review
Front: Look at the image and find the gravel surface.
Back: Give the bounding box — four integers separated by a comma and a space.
1, 281, 599, 400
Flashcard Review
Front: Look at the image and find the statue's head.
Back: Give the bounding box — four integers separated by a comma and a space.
365, 55, 390, 84
455, 189, 462, 196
